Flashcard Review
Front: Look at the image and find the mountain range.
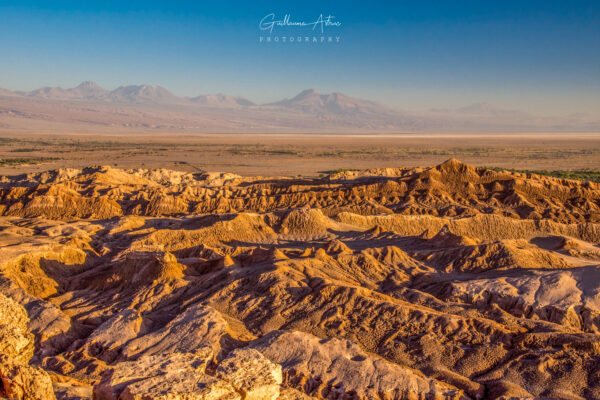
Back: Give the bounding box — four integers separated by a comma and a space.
14, 81, 255, 107
0, 81, 597, 133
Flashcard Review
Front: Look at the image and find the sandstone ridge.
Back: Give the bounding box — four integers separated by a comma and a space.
1, 160, 599, 399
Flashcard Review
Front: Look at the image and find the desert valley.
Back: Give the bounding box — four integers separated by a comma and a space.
4, 1, 600, 398
3, 2, 600, 398
1, 156, 600, 399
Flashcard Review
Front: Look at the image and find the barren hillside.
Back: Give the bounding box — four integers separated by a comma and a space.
1, 159, 600, 399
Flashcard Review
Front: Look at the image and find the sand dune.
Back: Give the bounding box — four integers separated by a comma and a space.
1, 160, 600, 399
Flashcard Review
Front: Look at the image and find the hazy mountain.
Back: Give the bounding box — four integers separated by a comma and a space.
0, 83, 597, 132
107, 85, 182, 104
27, 81, 108, 101
23, 82, 183, 104
190, 94, 255, 107
28, 86, 71, 99
269, 89, 393, 116
0, 88, 18, 97
69, 81, 109, 100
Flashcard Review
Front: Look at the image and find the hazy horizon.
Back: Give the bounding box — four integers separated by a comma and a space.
3, 80, 598, 120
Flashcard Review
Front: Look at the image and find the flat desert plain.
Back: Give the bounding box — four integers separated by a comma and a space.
1, 131, 600, 400
0, 132, 599, 176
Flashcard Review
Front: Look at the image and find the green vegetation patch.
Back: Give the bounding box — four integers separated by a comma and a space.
321, 168, 361, 174
0, 157, 60, 166
9, 148, 39, 152
487, 167, 600, 183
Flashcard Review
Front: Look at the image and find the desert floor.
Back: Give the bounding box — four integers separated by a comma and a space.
0, 131, 598, 176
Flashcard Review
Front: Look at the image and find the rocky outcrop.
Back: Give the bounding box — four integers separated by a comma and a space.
93, 344, 287, 400
0, 293, 34, 363
0, 293, 56, 400
92, 351, 238, 400
215, 348, 282, 400
0, 355, 56, 400
121, 304, 228, 360
78, 309, 145, 363
250, 331, 465, 400
0, 160, 598, 223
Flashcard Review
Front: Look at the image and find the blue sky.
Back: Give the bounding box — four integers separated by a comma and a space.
0, 1, 598, 115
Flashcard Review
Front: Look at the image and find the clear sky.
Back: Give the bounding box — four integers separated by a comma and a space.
0, 0, 599, 115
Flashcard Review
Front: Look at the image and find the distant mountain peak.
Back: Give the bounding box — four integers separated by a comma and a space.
295, 88, 319, 97
268, 89, 390, 117
76, 81, 103, 90
107, 84, 180, 104
190, 94, 255, 107
72, 81, 108, 99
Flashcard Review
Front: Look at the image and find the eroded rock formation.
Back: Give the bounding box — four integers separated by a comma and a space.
0, 294, 56, 400
1, 160, 600, 399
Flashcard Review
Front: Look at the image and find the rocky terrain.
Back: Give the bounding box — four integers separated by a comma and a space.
1, 159, 600, 399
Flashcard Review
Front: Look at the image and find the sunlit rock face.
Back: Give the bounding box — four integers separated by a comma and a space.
0, 293, 56, 400
1, 160, 600, 399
